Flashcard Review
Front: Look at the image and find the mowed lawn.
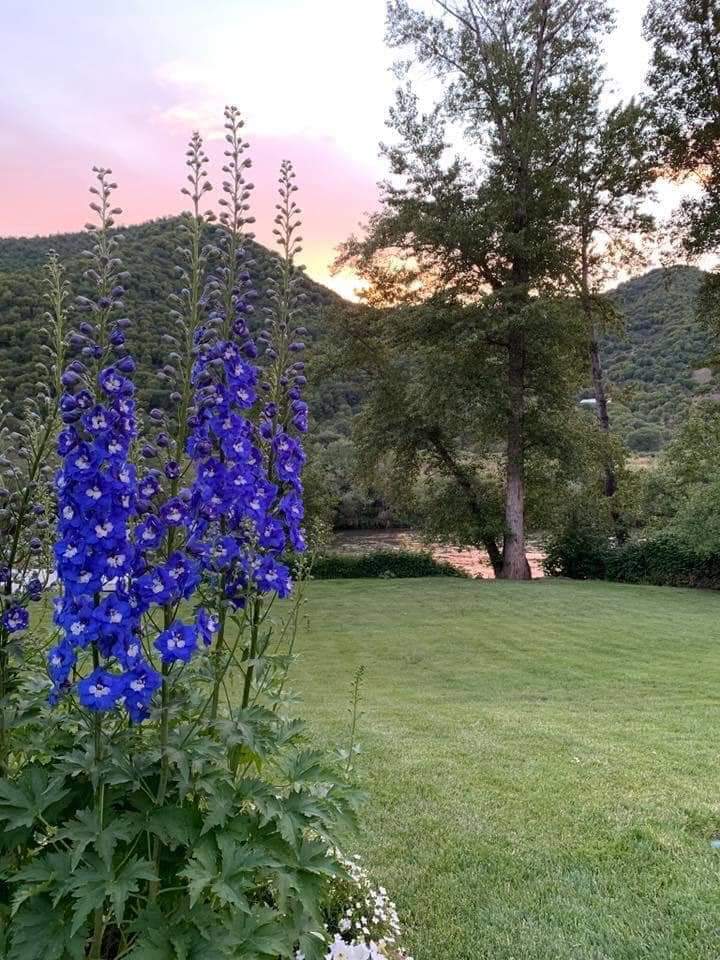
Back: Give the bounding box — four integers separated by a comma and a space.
290, 578, 720, 960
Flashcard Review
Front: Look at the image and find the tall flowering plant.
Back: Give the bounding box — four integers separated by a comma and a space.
0, 111, 359, 960
50, 166, 150, 717
183, 115, 310, 721
0, 253, 67, 770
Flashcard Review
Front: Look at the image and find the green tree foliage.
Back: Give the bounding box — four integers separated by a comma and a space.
563, 73, 654, 533
641, 398, 720, 552
644, 0, 720, 257
644, 0, 720, 328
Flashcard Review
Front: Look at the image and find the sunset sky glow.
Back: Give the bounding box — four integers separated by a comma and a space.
1, 0, 669, 297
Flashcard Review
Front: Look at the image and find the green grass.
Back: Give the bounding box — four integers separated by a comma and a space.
290, 578, 720, 960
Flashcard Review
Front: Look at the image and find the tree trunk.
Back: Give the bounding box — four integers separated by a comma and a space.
584, 281, 626, 542
428, 432, 504, 577
500, 330, 531, 579
485, 537, 504, 578
588, 327, 617, 500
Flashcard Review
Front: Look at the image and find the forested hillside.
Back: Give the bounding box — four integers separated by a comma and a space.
0, 218, 363, 443
0, 220, 714, 457
601, 265, 716, 451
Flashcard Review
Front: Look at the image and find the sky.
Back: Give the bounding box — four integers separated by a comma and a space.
0, 0, 672, 298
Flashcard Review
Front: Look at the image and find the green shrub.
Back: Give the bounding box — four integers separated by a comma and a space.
626, 424, 666, 452
310, 550, 467, 580
605, 535, 720, 589
546, 531, 720, 590
543, 527, 611, 580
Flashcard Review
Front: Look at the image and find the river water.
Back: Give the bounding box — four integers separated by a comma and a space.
331, 529, 546, 578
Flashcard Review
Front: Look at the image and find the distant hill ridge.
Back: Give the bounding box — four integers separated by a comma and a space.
0, 219, 714, 450
602, 265, 714, 450
0, 218, 366, 437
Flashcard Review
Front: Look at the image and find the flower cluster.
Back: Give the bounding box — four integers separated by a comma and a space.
49, 168, 160, 720
327, 854, 404, 950
48, 130, 310, 723
295, 853, 412, 960
182, 120, 308, 612
324, 937, 393, 960
186, 329, 300, 605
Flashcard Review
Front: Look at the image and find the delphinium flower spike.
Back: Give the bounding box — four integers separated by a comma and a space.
233, 160, 310, 709
131, 133, 216, 707
261, 158, 309, 547
50, 168, 158, 718
185, 105, 282, 718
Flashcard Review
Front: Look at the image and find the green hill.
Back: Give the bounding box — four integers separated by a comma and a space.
600, 265, 715, 451
0, 220, 714, 454
0, 218, 363, 441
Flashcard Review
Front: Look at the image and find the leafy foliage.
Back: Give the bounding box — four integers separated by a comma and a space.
0, 697, 359, 960
644, 0, 720, 258
309, 550, 466, 580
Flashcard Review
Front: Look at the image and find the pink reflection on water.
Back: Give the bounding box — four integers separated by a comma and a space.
331, 529, 546, 579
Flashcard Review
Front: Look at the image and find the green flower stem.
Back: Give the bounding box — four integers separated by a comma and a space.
90, 646, 106, 959
209, 596, 229, 721
149, 659, 171, 903
241, 597, 263, 711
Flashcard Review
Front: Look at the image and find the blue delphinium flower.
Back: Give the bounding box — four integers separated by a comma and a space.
197, 607, 220, 647
1, 606, 29, 634
78, 669, 125, 711
123, 663, 163, 724
50, 168, 161, 719
154, 621, 198, 664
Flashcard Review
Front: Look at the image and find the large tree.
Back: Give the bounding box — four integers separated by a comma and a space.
339, 0, 614, 578
644, 0, 720, 258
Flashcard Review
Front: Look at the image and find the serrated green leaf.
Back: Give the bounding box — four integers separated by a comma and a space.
200, 784, 235, 835
145, 804, 200, 850
180, 839, 217, 906
57, 808, 140, 870
9, 896, 86, 960
10, 850, 75, 912
110, 858, 157, 923
219, 906, 295, 958
277, 749, 327, 789
69, 854, 156, 933
0, 768, 69, 830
